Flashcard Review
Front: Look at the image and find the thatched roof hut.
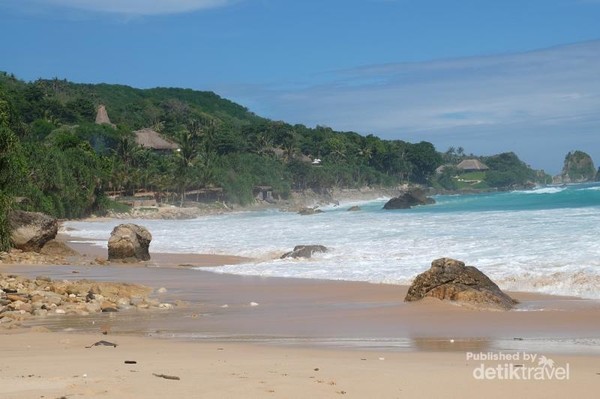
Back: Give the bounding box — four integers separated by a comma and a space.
134, 128, 179, 151
456, 159, 489, 171
95, 105, 116, 128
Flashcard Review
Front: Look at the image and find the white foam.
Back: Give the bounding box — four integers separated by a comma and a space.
515, 187, 565, 195
63, 199, 600, 299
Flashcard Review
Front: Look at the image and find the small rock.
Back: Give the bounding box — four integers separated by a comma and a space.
281, 245, 328, 259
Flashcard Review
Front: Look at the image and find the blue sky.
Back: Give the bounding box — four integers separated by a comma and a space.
1, 0, 599, 173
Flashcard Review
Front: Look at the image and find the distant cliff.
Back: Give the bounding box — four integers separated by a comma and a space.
554, 151, 596, 184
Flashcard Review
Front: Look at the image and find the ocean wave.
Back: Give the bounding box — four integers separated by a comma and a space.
498, 271, 600, 299
64, 186, 600, 299
514, 187, 566, 195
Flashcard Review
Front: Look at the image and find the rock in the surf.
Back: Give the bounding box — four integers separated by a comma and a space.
281, 245, 328, 259
383, 188, 435, 210
298, 207, 324, 216
405, 258, 517, 310
107, 224, 152, 262
347, 206, 361, 212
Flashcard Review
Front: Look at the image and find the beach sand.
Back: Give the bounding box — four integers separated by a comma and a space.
2, 331, 599, 399
2, 237, 600, 397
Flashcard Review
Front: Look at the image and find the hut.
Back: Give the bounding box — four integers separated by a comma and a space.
134, 128, 179, 153
456, 159, 489, 172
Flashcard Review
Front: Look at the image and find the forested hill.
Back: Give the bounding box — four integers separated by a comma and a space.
0, 74, 263, 129
0, 71, 549, 248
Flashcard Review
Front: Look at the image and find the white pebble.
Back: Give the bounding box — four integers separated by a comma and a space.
221, 304, 229, 308
250, 302, 259, 307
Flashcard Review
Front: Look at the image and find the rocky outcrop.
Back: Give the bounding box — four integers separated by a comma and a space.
405, 258, 517, 310
8, 211, 58, 252
347, 206, 361, 212
554, 150, 596, 184
0, 273, 173, 329
281, 245, 328, 259
383, 188, 435, 210
108, 224, 152, 262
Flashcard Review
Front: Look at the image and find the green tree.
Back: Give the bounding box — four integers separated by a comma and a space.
405, 141, 442, 183
0, 126, 27, 250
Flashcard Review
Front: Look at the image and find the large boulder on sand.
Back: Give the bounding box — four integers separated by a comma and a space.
383, 188, 435, 210
107, 224, 152, 262
281, 245, 328, 259
8, 210, 58, 252
405, 258, 517, 310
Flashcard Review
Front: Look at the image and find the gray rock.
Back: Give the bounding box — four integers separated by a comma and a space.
8, 211, 58, 252
281, 245, 328, 259
383, 188, 435, 210
108, 224, 152, 262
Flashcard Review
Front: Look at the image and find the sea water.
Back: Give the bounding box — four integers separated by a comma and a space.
64, 183, 600, 299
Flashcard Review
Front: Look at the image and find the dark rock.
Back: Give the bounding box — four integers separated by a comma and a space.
298, 207, 324, 216
8, 211, 58, 252
107, 224, 152, 262
281, 245, 328, 259
405, 258, 517, 310
383, 188, 435, 210
347, 206, 361, 212
86, 340, 118, 348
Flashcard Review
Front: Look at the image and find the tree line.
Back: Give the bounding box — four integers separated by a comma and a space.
0, 71, 549, 250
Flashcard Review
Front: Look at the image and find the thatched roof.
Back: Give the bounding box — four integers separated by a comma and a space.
456, 159, 489, 171
134, 128, 179, 151
95, 105, 115, 128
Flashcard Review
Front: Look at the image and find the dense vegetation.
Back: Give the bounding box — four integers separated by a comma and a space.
559, 151, 596, 183
434, 148, 551, 191
0, 71, 549, 249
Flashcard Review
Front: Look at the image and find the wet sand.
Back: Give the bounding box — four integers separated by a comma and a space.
3, 237, 600, 397
3, 260, 600, 354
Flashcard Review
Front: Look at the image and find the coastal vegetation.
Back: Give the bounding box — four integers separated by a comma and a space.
556, 150, 596, 183
0, 71, 553, 249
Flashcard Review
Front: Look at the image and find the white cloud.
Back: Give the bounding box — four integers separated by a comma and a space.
15, 0, 236, 15
221, 41, 600, 173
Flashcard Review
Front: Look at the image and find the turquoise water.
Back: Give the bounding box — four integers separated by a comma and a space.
65, 183, 600, 299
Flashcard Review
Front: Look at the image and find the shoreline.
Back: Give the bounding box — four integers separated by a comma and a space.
3, 259, 600, 354
4, 237, 600, 346
3, 238, 600, 397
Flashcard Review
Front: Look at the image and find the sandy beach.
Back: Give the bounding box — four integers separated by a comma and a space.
2, 331, 599, 399
2, 237, 600, 398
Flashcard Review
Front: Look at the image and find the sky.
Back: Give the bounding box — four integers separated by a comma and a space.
1, 0, 599, 173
